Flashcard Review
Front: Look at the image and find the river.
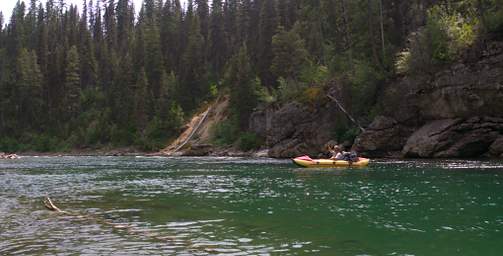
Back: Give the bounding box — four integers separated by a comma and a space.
1, 156, 502, 255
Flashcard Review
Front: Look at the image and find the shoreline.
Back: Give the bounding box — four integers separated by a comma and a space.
8, 149, 503, 160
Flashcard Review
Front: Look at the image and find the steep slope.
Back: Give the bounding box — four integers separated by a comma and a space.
161, 96, 229, 156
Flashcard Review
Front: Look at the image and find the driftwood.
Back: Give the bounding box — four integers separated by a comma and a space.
42, 197, 219, 252
43, 197, 67, 213
0, 153, 19, 159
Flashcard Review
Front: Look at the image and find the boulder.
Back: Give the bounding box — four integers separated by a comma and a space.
402, 119, 463, 157
489, 137, 503, 157
249, 101, 342, 158
352, 116, 415, 157
182, 144, 213, 156
403, 117, 503, 158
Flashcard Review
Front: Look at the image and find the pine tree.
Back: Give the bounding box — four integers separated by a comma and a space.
7, 1, 27, 56
111, 52, 134, 125
79, 0, 97, 89
116, 0, 134, 54
179, 12, 207, 111
223, 0, 239, 53
237, 0, 252, 45
64, 45, 81, 120
208, 0, 226, 77
157, 70, 177, 120
134, 68, 148, 130
0, 11, 3, 33
104, 0, 118, 50
160, 0, 177, 71
226, 45, 257, 130
26, 0, 39, 49
257, 0, 278, 87
195, 0, 209, 41
300, 1, 324, 61
16, 48, 43, 129
271, 26, 309, 79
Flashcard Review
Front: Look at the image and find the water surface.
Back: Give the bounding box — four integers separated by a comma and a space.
1, 156, 502, 255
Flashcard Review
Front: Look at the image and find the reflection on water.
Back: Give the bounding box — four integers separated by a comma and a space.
1, 156, 503, 255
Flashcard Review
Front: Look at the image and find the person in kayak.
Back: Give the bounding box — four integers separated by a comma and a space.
330, 145, 358, 162
330, 145, 345, 160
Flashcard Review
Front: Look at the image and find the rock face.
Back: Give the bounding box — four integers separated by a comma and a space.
402, 117, 503, 158
353, 40, 503, 158
489, 137, 503, 157
250, 102, 343, 158
352, 116, 416, 157
247, 41, 503, 158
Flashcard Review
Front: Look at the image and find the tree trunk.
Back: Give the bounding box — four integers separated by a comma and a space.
340, 0, 353, 71
379, 0, 385, 64
367, 0, 381, 67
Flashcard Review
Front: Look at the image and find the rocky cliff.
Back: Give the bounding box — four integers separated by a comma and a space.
249, 101, 348, 158
249, 40, 503, 159
353, 40, 503, 158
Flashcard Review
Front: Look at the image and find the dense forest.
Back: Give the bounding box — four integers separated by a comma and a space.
0, 0, 502, 152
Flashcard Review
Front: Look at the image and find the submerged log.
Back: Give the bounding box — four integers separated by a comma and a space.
43, 197, 66, 213
42, 197, 185, 245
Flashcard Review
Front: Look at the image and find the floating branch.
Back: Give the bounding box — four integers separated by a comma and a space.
41, 197, 211, 251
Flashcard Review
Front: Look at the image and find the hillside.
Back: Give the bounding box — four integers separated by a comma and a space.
1, 0, 502, 156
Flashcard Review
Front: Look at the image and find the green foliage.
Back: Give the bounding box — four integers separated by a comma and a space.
336, 127, 361, 143
485, 1, 503, 34
226, 45, 258, 130
64, 45, 82, 119
31, 134, 63, 152
402, 4, 478, 74
271, 26, 309, 79
0, 0, 498, 153
237, 132, 264, 151
299, 64, 329, 85
276, 77, 307, 102
211, 119, 239, 146
0, 137, 23, 152
348, 60, 384, 115
209, 83, 218, 98
255, 79, 276, 104
274, 63, 329, 104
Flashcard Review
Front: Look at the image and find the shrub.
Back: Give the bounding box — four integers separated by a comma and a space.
0, 137, 21, 152
209, 83, 218, 98
300, 85, 324, 106
485, 4, 503, 35
401, 5, 478, 74
32, 134, 61, 152
277, 77, 308, 102
237, 132, 264, 151
299, 64, 329, 84
334, 125, 361, 144
211, 119, 239, 146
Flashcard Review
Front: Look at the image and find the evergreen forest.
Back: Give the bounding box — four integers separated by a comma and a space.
0, 0, 502, 152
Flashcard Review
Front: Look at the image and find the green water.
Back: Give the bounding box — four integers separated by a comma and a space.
1, 157, 502, 255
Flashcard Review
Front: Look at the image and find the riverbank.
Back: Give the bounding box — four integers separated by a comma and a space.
5, 146, 269, 158
15, 147, 147, 157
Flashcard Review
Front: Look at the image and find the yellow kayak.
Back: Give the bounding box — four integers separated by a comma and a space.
292, 155, 370, 168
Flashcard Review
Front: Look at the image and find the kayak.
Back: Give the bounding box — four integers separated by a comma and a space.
292, 155, 370, 168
